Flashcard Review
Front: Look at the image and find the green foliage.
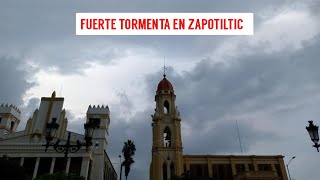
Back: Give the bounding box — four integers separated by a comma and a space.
0, 158, 31, 180
121, 140, 136, 180
34, 172, 85, 180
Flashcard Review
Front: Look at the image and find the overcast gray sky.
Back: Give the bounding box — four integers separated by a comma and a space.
1, 0, 320, 179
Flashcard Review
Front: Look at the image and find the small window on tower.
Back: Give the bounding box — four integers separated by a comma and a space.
89, 118, 101, 127
10, 121, 15, 131
95, 118, 101, 126
0, 118, 2, 124
164, 100, 169, 114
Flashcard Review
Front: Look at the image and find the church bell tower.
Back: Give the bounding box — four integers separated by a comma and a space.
150, 74, 183, 180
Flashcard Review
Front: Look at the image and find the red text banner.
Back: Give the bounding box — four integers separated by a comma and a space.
76, 13, 254, 35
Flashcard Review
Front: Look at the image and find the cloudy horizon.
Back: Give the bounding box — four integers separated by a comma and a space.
1, 0, 320, 179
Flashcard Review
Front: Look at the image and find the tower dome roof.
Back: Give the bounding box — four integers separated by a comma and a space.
157, 76, 174, 92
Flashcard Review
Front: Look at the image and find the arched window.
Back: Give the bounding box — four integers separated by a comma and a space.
10, 121, 15, 131
164, 100, 169, 114
170, 162, 175, 178
163, 163, 168, 180
163, 127, 171, 147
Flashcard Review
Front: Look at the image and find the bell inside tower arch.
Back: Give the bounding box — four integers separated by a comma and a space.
164, 100, 170, 114
163, 127, 171, 147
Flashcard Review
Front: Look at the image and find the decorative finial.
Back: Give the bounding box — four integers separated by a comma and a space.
163, 56, 167, 78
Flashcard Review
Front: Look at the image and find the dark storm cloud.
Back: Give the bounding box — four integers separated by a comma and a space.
182, 120, 276, 155
0, 57, 38, 131
27, 41, 124, 74
0, 57, 35, 106
154, 36, 320, 130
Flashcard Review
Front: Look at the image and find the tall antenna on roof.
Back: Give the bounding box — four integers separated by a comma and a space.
59, 83, 63, 96
163, 56, 166, 77
236, 120, 243, 154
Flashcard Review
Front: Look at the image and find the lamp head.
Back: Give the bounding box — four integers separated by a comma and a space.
84, 118, 100, 147
45, 118, 59, 142
306, 120, 319, 144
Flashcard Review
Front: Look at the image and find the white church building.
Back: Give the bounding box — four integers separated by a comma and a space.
0, 92, 117, 180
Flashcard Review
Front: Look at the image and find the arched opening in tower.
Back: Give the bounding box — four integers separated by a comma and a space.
163, 127, 171, 147
164, 100, 170, 114
163, 163, 168, 180
170, 162, 175, 178
10, 121, 15, 131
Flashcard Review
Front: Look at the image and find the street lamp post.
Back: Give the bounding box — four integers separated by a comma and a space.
43, 118, 100, 158
286, 156, 295, 180
119, 155, 122, 180
306, 120, 320, 152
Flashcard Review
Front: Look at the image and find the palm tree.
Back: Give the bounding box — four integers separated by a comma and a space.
120, 140, 136, 180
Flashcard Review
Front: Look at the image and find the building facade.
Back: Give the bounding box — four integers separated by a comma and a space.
150, 75, 288, 180
0, 92, 117, 180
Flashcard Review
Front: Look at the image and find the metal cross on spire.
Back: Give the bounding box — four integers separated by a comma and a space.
163, 56, 167, 78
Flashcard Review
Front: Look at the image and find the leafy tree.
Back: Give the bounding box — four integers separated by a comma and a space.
0, 156, 31, 180
120, 140, 136, 180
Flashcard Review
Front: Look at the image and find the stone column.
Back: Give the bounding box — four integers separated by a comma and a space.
33, 157, 40, 179
230, 158, 237, 176
65, 157, 71, 173
208, 160, 213, 177
252, 157, 258, 171
20, 157, 24, 166
80, 157, 90, 180
49, 157, 56, 174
